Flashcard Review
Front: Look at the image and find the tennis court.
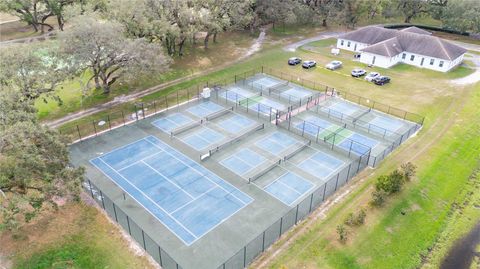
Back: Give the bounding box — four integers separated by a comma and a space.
178, 127, 225, 151
263, 172, 314, 206
251, 76, 284, 89
220, 148, 268, 177
240, 96, 287, 115
367, 114, 403, 134
281, 86, 313, 100
216, 114, 256, 134
320, 99, 369, 119
152, 113, 194, 133
221, 86, 257, 102
186, 101, 226, 118
294, 115, 340, 138
255, 131, 301, 156
297, 151, 345, 179
90, 135, 253, 245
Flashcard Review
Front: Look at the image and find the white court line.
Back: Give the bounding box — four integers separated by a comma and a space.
298, 155, 340, 181
169, 186, 218, 215
116, 151, 163, 172
141, 161, 196, 200
262, 172, 315, 207
93, 158, 198, 244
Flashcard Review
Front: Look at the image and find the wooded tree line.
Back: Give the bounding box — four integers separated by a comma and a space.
2, 0, 479, 42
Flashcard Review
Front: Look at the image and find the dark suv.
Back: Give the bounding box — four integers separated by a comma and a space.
373, 76, 391, 85
288, 57, 302, 65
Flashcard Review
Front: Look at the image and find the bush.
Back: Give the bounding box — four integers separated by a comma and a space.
371, 189, 388, 207
344, 209, 367, 226
375, 169, 405, 194
355, 209, 366, 225
401, 162, 417, 181
336, 224, 348, 243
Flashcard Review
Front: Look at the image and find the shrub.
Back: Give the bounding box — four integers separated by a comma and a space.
355, 209, 366, 225
371, 189, 388, 207
336, 224, 348, 243
344, 209, 367, 226
375, 169, 405, 194
344, 212, 355, 226
401, 162, 417, 181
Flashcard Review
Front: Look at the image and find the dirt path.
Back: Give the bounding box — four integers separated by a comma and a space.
45, 29, 267, 129
283, 31, 342, 52
251, 86, 470, 268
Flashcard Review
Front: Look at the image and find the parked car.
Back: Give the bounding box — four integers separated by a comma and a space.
302, 60, 317, 69
351, 68, 366, 77
288, 57, 302, 65
365, 72, 380, 82
373, 76, 391, 85
325, 60, 342, 70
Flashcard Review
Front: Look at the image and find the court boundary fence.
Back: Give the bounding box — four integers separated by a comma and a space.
59, 66, 424, 145
66, 66, 424, 269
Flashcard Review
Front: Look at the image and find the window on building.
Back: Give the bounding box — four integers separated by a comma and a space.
347, 41, 351, 47
410, 55, 415, 61
402, 53, 406, 60
439, 61, 444, 67
341, 40, 344, 46
430, 59, 434, 65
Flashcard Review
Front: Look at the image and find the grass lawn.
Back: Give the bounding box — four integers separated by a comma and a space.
0, 203, 154, 269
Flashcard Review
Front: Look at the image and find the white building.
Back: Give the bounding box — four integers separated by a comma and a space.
336, 26, 467, 72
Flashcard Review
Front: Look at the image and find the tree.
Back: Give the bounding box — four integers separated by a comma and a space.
395, 0, 428, 23
371, 189, 387, 207
375, 169, 405, 194
440, 0, 480, 32
337, 0, 368, 29
0, 42, 76, 101
401, 162, 417, 181
336, 224, 348, 243
59, 17, 170, 94
302, 0, 339, 27
0, 89, 84, 231
0, 0, 54, 32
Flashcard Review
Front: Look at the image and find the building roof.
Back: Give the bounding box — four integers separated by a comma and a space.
340, 26, 466, 61
400, 26, 432, 35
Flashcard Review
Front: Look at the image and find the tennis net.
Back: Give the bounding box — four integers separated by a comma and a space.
205, 107, 233, 121
248, 159, 281, 183
208, 123, 265, 157
283, 140, 311, 161
268, 81, 289, 95
170, 120, 203, 136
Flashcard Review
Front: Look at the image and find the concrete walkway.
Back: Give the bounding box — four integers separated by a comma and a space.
283, 32, 343, 52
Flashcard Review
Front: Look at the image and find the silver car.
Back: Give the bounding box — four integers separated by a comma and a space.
325, 60, 342, 70
365, 72, 380, 82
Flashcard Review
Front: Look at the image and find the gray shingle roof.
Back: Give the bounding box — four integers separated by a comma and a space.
340, 26, 466, 61
400, 26, 432, 35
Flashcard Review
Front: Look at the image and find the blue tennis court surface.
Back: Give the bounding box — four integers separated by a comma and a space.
217, 114, 255, 134
264, 172, 314, 206
298, 152, 344, 179
254, 77, 283, 88
222, 87, 256, 102
180, 127, 224, 151
256, 132, 299, 156
339, 133, 378, 156
152, 113, 193, 133
281, 87, 312, 100
186, 101, 225, 118
221, 148, 266, 176
369, 115, 402, 134
295, 115, 337, 136
90, 136, 252, 245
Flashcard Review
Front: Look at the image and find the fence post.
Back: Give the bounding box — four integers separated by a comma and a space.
262, 231, 266, 251
76, 125, 82, 141
107, 115, 112, 130
141, 103, 145, 119
121, 111, 126, 125
88, 180, 94, 198
243, 246, 247, 267
99, 190, 105, 209
92, 120, 97, 136
126, 215, 132, 234
134, 105, 139, 121
141, 230, 146, 250
158, 247, 163, 267
334, 173, 340, 191
113, 203, 118, 222
295, 204, 299, 224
